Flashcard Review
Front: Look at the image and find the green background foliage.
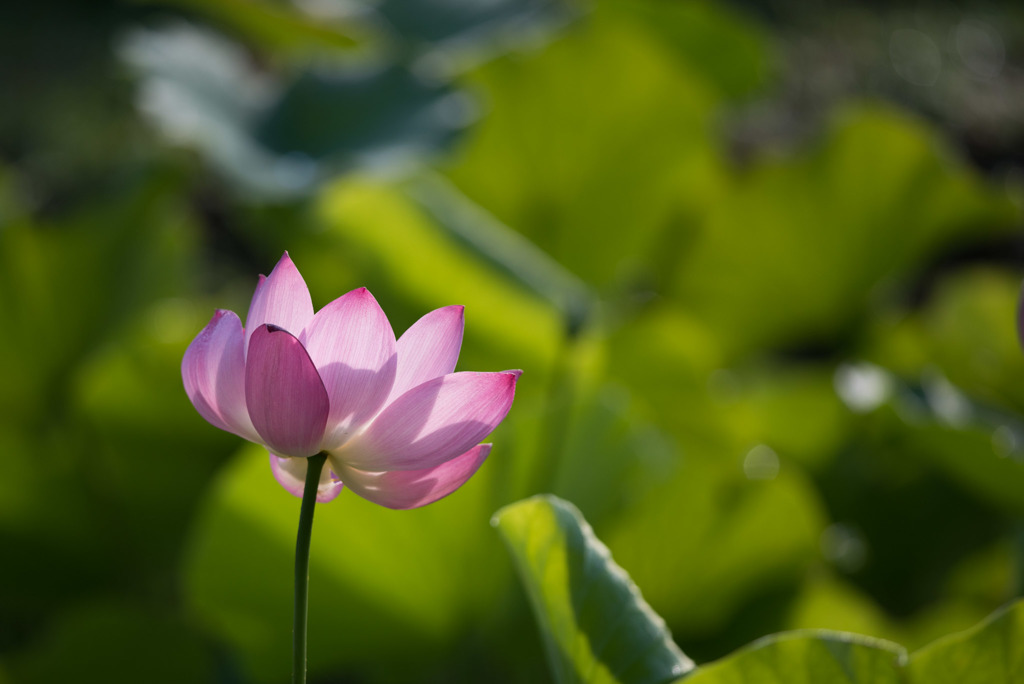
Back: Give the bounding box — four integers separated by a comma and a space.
2, 0, 1023, 682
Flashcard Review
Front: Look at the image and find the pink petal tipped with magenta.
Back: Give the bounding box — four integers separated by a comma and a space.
182, 310, 259, 441
245, 325, 330, 457
245, 253, 314, 350
269, 454, 344, 503
334, 444, 490, 509
301, 287, 397, 447
387, 305, 464, 403
343, 371, 518, 472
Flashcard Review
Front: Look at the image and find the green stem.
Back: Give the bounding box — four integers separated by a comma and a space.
294, 451, 328, 684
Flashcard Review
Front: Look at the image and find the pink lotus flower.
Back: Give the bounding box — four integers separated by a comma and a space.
182, 253, 520, 509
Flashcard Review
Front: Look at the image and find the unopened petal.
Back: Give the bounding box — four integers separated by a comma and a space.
387, 305, 464, 403
342, 371, 518, 471
245, 252, 314, 350
334, 444, 490, 509
245, 325, 330, 457
270, 454, 344, 503
181, 310, 259, 441
301, 288, 397, 447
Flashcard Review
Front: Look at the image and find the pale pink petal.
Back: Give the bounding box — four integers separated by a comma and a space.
387, 305, 464, 403
269, 454, 344, 503
300, 288, 397, 448
333, 444, 490, 509
245, 325, 330, 457
181, 310, 259, 441
340, 371, 518, 471
245, 253, 314, 350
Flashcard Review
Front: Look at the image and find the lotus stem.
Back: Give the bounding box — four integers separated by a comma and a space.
294, 451, 328, 684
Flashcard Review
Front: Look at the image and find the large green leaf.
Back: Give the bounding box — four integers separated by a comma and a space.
906, 600, 1024, 682
492, 495, 695, 684
680, 599, 1024, 683
682, 631, 906, 683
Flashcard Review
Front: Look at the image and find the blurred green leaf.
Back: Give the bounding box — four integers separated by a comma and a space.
548, 384, 677, 528
0, 165, 193, 418
493, 494, 695, 684
119, 24, 296, 196
0, 163, 207, 639
786, 573, 901, 644
818, 364, 1023, 619
404, 172, 594, 334
906, 600, 1024, 682
68, 296, 241, 581
720, 366, 849, 471
834, 363, 1024, 515
373, 0, 569, 46
255, 65, 468, 164
865, 269, 1024, 414
682, 631, 906, 683
605, 453, 825, 641
9, 600, 215, 684
317, 176, 564, 374
603, 0, 772, 100
133, 0, 363, 54
121, 26, 472, 198
909, 419, 1024, 517
447, 13, 726, 289
672, 106, 1019, 358
603, 304, 723, 445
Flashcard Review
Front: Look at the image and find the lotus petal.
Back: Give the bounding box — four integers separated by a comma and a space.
269, 454, 344, 503
182, 310, 259, 441
301, 288, 397, 447
388, 305, 464, 403
245, 324, 330, 457
334, 444, 490, 509
342, 371, 518, 471
245, 252, 314, 349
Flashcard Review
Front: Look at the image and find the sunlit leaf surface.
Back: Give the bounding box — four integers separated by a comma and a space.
906, 600, 1024, 683
493, 495, 695, 684
683, 631, 906, 684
